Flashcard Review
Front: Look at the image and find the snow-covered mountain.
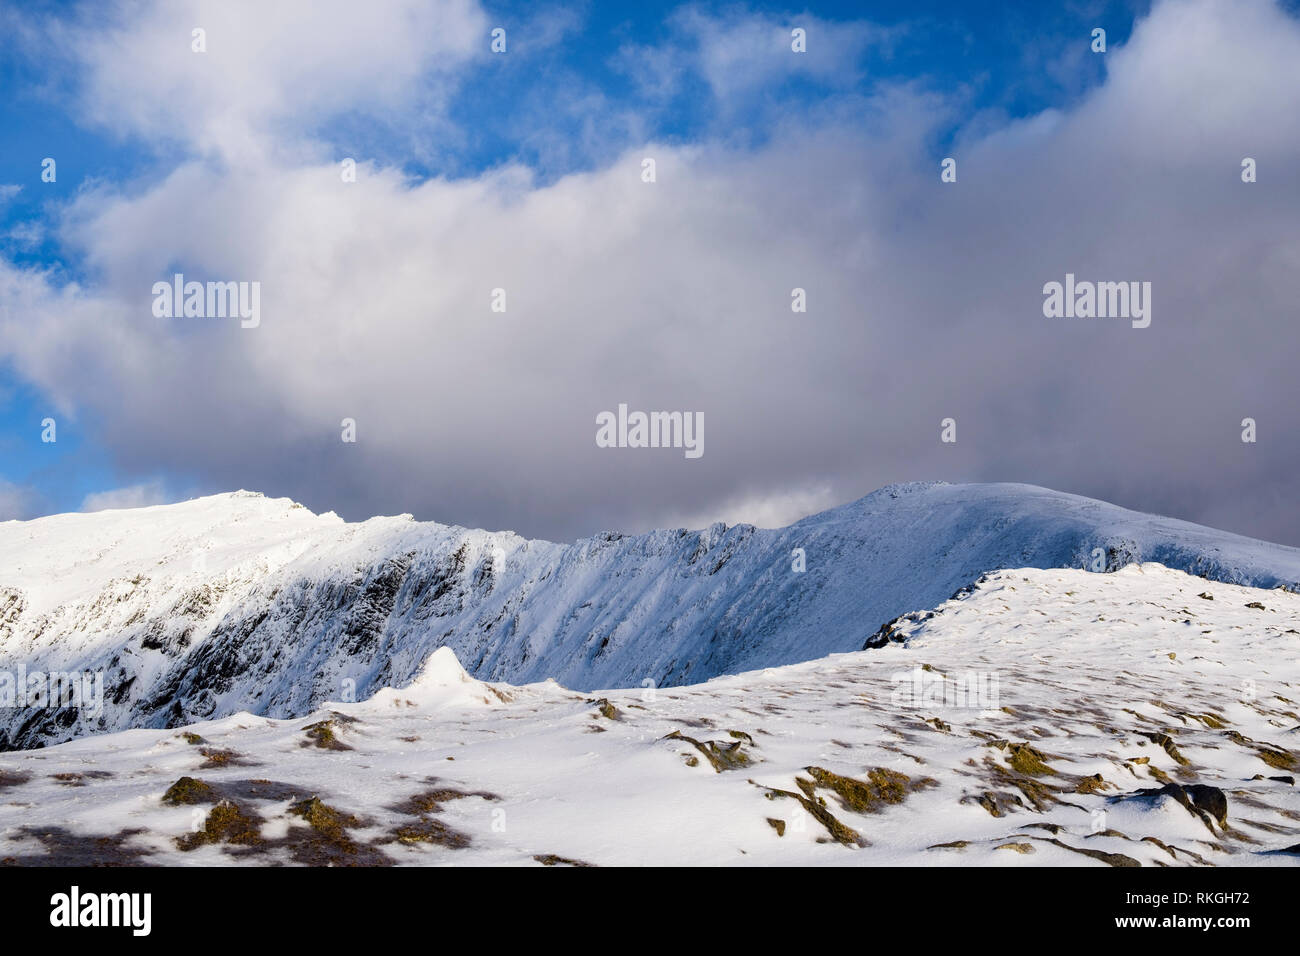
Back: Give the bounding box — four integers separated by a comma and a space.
2, 481, 1298, 750
1, 564, 1296, 866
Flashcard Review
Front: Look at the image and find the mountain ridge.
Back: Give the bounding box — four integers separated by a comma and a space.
2, 481, 1298, 750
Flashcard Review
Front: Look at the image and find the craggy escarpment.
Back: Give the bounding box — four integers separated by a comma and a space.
2, 482, 1300, 749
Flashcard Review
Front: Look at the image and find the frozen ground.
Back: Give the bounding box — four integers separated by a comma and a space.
1, 564, 1296, 866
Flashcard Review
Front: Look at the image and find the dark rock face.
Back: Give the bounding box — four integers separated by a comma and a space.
1119, 783, 1230, 831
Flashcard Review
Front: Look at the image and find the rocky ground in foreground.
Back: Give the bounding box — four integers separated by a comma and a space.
1, 563, 1297, 866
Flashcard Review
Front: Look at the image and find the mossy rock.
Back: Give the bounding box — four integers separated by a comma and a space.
663, 730, 751, 772
1004, 743, 1056, 777
391, 786, 499, 816
177, 800, 262, 850
1256, 748, 1297, 771
393, 817, 471, 848
533, 853, 596, 867
1224, 730, 1296, 771
162, 776, 215, 806
289, 796, 361, 840
198, 748, 239, 768
1139, 835, 1211, 866
965, 790, 1024, 818
978, 755, 1062, 811
757, 783, 865, 847
1075, 773, 1112, 795
0, 771, 31, 793
801, 765, 936, 814
302, 720, 353, 751
1183, 712, 1226, 729
995, 841, 1035, 854
927, 840, 968, 850
1040, 837, 1139, 867
1138, 731, 1190, 767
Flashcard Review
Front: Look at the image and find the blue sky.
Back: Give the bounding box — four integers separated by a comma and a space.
0, 1, 1138, 194
1, 0, 1298, 546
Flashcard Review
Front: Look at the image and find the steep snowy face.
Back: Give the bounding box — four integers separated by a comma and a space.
1, 482, 1298, 750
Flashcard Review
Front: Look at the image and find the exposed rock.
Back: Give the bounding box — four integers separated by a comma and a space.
1118, 782, 1229, 831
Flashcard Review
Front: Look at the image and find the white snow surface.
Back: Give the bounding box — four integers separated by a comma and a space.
1, 481, 1298, 749
0, 564, 1296, 866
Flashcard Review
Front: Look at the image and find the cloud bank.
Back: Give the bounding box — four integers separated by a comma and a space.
1, 0, 1298, 544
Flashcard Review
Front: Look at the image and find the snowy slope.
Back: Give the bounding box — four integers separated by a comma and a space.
1, 482, 1298, 749
0, 565, 1296, 866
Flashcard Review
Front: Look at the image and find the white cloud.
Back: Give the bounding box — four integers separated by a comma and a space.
682, 8, 874, 95
618, 5, 890, 107
56, 0, 488, 159
0, 480, 38, 521
666, 483, 841, 530
80, 480, 171, 513
4, 221, 43, 246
